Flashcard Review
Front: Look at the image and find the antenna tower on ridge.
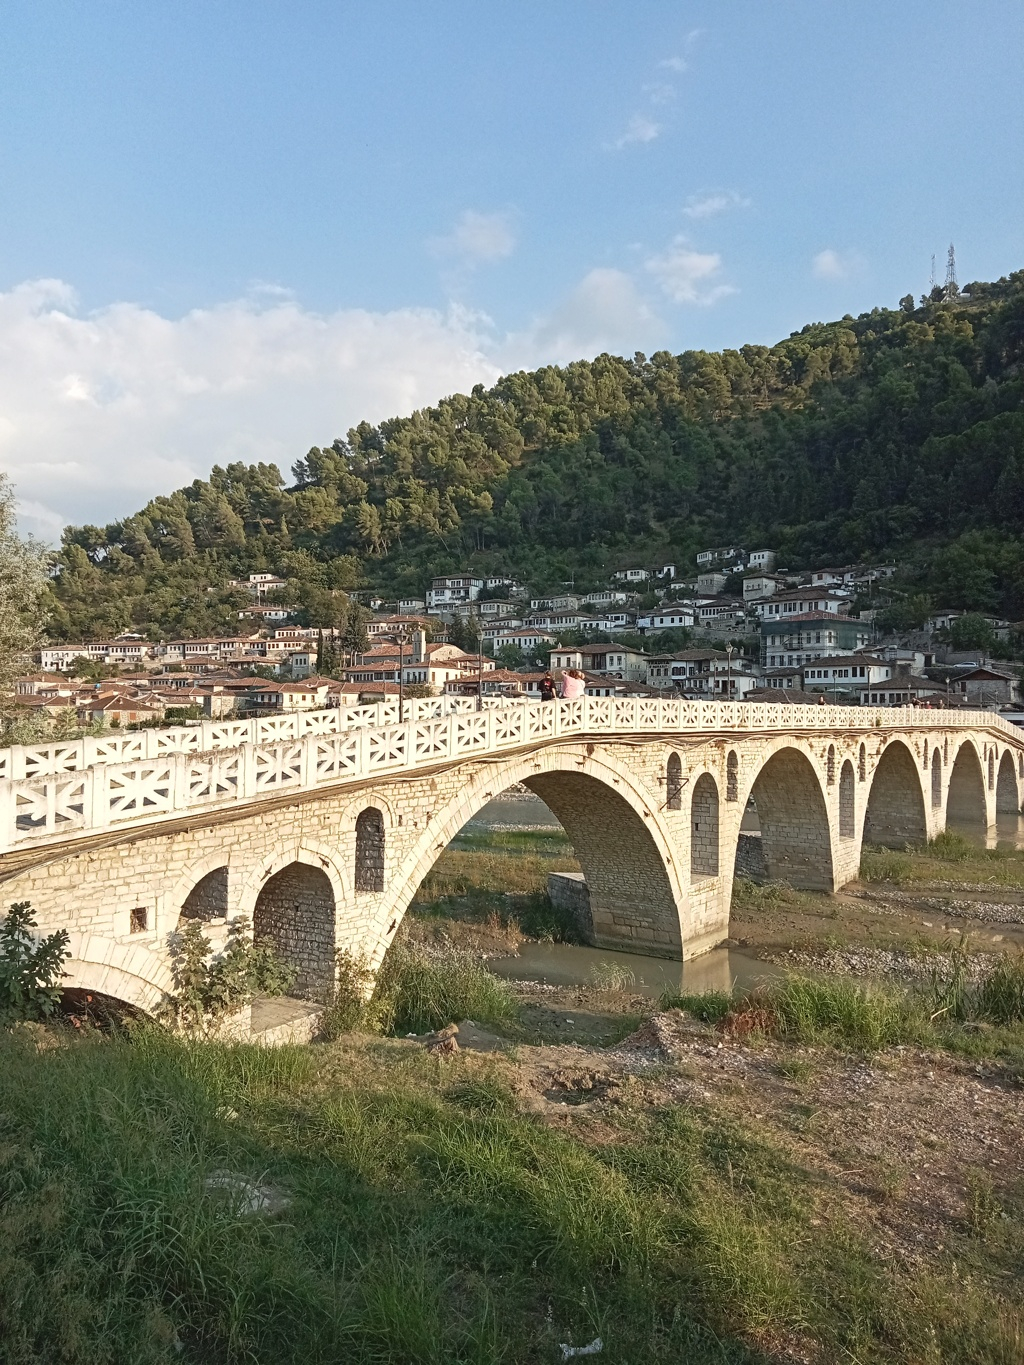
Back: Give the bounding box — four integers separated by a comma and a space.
943, 242, 959, 299
929, 254, 936, 293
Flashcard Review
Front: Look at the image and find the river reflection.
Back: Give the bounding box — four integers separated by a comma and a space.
948, 816, 1024, 851
487, 941, 781, 999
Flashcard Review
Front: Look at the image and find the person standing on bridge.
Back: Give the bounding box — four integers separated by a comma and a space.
560, 669, 586, 701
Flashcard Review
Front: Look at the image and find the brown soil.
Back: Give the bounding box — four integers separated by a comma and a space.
446, 1010, 1024, 1275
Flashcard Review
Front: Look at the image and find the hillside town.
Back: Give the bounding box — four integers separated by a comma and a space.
15, 546, 1023, 732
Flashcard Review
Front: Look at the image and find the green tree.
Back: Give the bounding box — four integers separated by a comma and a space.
0, 474, 50, 727
949, 613, 995, 652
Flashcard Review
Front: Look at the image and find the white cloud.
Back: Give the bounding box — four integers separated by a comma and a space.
812, 248, 864, 280
644, 239, 736, 306
0, 280, 504, 538
513, 268, 664, 365
608, 114, 661, 150
659, 56, 687, 73
431, 209, 517, 266
682, 189, 751, 220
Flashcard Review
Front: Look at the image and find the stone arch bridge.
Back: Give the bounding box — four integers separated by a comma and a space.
0, 695, 1021, 1013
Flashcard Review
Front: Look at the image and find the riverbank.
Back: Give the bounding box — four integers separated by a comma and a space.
3, 982, 1021, 1364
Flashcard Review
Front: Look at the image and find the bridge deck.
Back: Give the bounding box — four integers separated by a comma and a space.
1, 695, 1018, 858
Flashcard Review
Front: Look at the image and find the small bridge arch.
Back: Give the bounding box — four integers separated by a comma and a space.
996, 750, 1020, 816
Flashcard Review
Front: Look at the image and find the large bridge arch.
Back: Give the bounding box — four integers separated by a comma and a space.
375, 746, 687, 964
947, 740, 988, 826
739, 746, 836, 891
863, 740, 928, 848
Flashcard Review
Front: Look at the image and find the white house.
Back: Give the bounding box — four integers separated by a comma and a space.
487, 627, 558, 652
582, 590, 629, 606
758, 591, 849, 621
636, 605, 696, 632
802, 656, 891, 693
426, 575, 483, 611
529, 594, 580, 612
612, 568, 650, 584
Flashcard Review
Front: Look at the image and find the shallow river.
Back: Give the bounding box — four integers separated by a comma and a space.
487, 941, 781, 999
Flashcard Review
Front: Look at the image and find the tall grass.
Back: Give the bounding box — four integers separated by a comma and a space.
667, 945, 1024, 1052
373, 944, 518, 1035
0, 1017, 1022, 1361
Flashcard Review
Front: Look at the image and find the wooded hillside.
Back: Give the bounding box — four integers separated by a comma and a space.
47, 270, 1024, 641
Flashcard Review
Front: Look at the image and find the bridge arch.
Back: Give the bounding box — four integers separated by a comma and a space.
381, 748, 687, 963
180, 866, 230, 923
62, 933, 171, 1013
839, 760, 855, 839
996, 750, 1019, 816
742, 746, 834, 891
947, 741, 987, 826
931, 748, 943, 808
690, 774, 720, 879
252, 862, 336, 1000
864, 741, 927, 848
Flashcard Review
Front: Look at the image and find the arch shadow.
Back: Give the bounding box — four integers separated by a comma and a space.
864, 741, 927, 848
747, 748, 834, 891
947, 741, 987, 827
253, 863, 336, 1000
996, 751, 1020, 817
524, 769, 683, 958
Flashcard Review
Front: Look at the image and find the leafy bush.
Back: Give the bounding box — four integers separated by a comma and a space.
927, 830, 976, 863
0, 901, 70, 1026
164, 918, 295, 1033
317, 950, 377, 1040
372, 944, 517, 1036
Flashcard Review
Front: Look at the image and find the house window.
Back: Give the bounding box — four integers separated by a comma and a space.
130, 906, 149, 934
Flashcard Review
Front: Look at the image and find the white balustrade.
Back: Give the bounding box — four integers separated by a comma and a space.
0, 694, 1019, 853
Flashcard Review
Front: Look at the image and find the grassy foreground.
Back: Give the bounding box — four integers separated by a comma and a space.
1, 1014, 1022, 1365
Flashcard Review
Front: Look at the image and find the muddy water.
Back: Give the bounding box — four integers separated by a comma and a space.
487, 941, 781, 999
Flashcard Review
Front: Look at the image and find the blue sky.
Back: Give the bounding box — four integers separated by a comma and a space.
1, 1, 1021, 535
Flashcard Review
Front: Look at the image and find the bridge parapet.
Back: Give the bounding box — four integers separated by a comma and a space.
0, 695, 1017, 856
0, 693, 500, 781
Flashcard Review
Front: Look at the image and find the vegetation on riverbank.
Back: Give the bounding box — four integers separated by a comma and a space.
2, 1013, 1022, 1365
860, 831, 1024, 889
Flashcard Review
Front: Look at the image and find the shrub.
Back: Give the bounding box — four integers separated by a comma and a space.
318, 950, 377, 1040
0, 901, 70, 1026
372, 944, 517, 1036
164, 919, 295, 1033
927, 830, 975, 863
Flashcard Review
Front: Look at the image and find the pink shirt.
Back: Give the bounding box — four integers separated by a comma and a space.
560, 674, 585, 700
